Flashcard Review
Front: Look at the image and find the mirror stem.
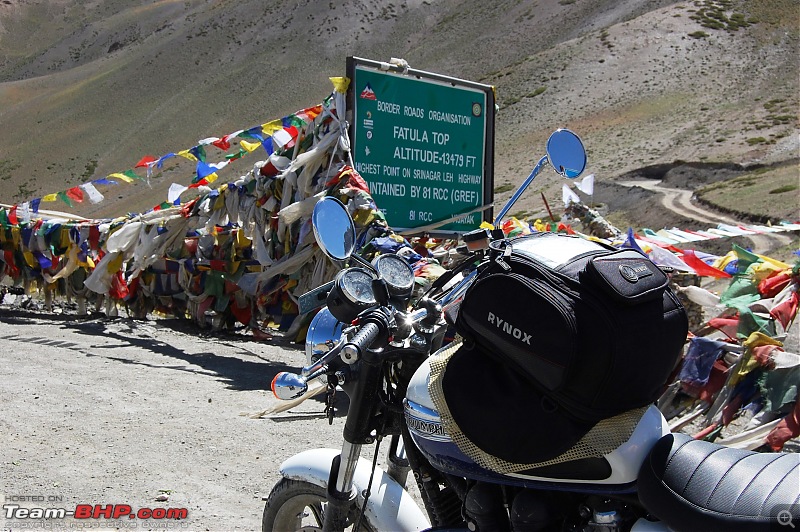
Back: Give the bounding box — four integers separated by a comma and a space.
349, 252, 377, 272
494, 155, 549, 226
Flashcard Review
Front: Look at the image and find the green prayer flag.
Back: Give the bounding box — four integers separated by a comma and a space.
737, 306, 777, 339
732, 243, 761, 273
226, 148, 247, 161
287, 115, 306, 128
57, 191, 74, 207
759, 366, 800, 412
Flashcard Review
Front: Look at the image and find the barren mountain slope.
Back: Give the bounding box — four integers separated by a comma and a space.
0, 0, 797, 220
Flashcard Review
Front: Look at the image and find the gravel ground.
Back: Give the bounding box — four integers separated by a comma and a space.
0, 308, 352, 531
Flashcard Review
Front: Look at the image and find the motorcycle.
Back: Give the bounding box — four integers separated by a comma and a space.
262, 129, 800, 531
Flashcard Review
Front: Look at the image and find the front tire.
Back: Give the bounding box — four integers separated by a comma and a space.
262, 478, 373, 532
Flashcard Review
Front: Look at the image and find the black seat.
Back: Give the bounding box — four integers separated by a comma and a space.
638, 433, 799, 531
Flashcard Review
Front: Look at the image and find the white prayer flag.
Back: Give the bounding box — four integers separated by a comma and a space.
562, 183, 581, 206
18, 202, 31, 223
272, 129, 293, 149
79, 183, 105, 204
576, 173, 594, 195
168, 183, 189, 203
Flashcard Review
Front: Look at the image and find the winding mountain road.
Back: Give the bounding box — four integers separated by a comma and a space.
617, 179, 795, 254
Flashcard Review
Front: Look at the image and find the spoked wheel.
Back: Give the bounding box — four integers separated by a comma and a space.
262, 478, 374, 532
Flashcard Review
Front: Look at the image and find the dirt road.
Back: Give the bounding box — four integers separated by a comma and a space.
617, 179, 795, 254
1, 312, 349, 531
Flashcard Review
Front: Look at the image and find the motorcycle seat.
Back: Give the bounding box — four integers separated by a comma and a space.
637, 432, 799, 531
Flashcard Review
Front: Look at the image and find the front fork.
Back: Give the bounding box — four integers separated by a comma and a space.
323, 330, 385, 531
322, 435, 410, 529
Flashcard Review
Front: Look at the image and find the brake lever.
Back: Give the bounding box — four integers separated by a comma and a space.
301, 335, 349, 379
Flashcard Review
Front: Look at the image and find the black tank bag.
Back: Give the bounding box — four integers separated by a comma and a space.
454, 232, 688, 424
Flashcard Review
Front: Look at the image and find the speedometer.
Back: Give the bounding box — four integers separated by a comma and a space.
373, 254, 415, 299
339, 268, 377, 305
327, 267, 377, 323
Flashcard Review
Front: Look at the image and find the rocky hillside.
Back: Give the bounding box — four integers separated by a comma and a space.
0, 0, 797, 220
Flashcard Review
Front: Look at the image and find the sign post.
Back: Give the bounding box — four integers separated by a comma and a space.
347, 57, 495, 236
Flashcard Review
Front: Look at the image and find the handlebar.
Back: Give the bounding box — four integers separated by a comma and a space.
272, 294, 448, 402
341, 321, 381, 363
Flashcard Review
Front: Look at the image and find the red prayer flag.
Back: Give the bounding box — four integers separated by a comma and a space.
758, 271, 792, 297
66, 186, 84, 203
682, 249, 732, 278
3, 249, 20, 276
180, 198, 198, 218
109, 271, 129, 299
327, 166, 370, 193
708, 316, 739, 339
770, 291, 799, 329
557, 222, 575, 234
212, 138, 231, 150
8, 204, 18, 225
766, 400, 800, 451
89, 225, 100, 250
135, 156, 157, 168
285, 125, 299, 137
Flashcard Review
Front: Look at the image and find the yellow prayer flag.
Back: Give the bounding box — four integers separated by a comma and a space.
42, 193, 59, 202
235, 228, 251, 250
734, 331, 783, 384
107, 252, 124, 274
108, 173, 135, 183
23, 250, 37, 268
261, 119, 283, 136
177, 149, 198, 162
240, 140, 261, 153
212, 192, 226, 210
753, 252, 790, 271
712, 250, 738, 271
330, 77, 351, 93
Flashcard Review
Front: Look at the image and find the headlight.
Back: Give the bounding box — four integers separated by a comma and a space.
327, 267, 377, 323
305, 307, 344, 368
373, 254, 415, 300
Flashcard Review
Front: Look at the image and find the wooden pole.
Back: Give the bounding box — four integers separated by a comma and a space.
541, 192, 556, 222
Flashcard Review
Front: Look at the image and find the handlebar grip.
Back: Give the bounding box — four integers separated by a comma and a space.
342, 321, 381, 363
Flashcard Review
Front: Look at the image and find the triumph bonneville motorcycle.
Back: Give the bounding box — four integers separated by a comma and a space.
262, 130, 800, 531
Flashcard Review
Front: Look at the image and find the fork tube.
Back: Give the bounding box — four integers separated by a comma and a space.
324, 450, 358, 532
335, 440, 362, 493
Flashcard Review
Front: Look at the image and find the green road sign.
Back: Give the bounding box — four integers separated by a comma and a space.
347, 57, 495, 235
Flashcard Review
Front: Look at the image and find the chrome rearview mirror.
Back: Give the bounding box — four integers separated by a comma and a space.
494, 129, 587, 225
547, 129, 586, 179
312, 196, 356, 261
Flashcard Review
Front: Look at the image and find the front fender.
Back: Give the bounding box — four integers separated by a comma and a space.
279, 448, 431, 532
